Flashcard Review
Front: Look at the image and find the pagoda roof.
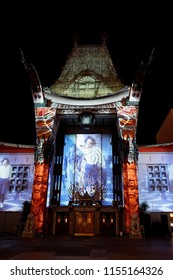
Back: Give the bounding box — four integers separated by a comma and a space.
50, 43, 125, 99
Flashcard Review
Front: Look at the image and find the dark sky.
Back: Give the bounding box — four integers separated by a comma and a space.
1, 4, 172, 146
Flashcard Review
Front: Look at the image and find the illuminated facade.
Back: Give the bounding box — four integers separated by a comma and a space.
21, 40, 153, 237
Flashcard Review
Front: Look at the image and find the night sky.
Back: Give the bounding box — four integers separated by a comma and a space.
1, 4, 172, 146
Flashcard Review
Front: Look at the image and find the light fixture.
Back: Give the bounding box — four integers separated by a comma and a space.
78, 112, 95, 130
102, 214, 106, 223
57, 215, 61, 223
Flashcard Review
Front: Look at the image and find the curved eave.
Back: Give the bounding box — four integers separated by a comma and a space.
44, 86, 130, 107
138, 142, 173, 152
0, 142, 35, 153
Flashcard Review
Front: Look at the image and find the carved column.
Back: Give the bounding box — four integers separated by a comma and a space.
121, 135, 141, 237
31, 137, 54, 234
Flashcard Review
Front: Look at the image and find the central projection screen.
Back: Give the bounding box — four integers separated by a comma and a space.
60, 133, 113, 206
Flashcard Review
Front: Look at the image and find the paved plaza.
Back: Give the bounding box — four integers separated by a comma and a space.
0, 234, 173, 260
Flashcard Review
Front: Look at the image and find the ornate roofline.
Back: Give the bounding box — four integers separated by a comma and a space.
44, 86, 130, 107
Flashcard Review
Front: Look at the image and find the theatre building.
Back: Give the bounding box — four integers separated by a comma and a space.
0, 39, 173, 237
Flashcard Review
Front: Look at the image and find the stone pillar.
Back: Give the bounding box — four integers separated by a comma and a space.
31, 137, 54, 234
115, 210, 119, 236
123, 162, 140, 236
69, 207, 75, 235
52, 207, 57, 235
121, 134, 140, 237
95, 209, 100, 235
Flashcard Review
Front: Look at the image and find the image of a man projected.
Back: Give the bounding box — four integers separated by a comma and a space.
0, 158, 12, 209
77, 136, 105, 196
61, 134, 113, 206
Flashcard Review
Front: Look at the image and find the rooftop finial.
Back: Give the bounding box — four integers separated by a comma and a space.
101, 32, 107, 45
73, 33, 79, 48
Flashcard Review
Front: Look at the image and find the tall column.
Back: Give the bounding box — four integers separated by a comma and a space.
121, 135, 141, 238
31, 137, 54, 234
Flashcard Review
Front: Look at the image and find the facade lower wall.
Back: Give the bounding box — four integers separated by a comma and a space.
0, 211, 22, 233
0, 210, 172, 237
